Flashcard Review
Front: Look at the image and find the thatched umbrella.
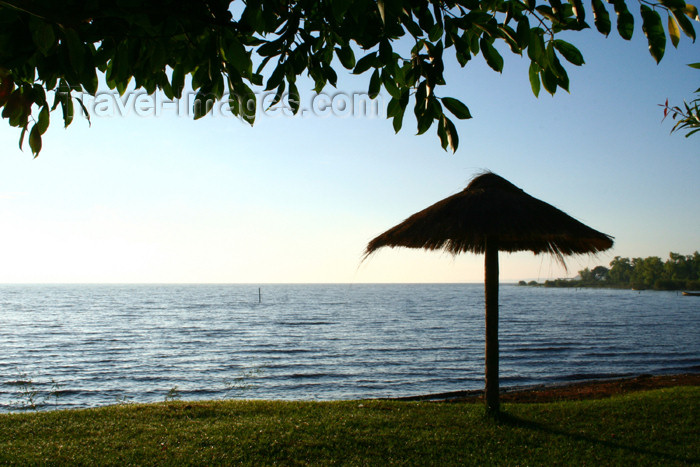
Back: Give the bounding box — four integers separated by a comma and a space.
364, 172, 613, 414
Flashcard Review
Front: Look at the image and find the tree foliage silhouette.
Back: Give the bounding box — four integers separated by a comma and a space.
0, 0, 697, 156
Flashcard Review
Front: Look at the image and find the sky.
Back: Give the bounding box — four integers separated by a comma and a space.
0, 18, 698, 284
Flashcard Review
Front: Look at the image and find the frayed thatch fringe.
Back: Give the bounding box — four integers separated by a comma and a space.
364, 172, 613, 266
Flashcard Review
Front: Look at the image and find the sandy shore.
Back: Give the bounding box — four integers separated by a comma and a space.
390, 373, 700, 403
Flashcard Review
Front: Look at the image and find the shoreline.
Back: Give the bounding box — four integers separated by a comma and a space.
386, 372, 700, 403
1, 372, 698, 414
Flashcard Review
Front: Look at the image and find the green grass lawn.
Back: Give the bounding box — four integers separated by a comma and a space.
1, 386, 698, 465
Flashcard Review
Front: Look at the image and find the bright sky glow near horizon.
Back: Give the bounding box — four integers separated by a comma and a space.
0, 21, 698, 284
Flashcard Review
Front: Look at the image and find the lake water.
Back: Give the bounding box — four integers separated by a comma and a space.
0, 284, 698, 411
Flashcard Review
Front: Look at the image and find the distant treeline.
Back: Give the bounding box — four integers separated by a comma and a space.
519, 252, 700, 291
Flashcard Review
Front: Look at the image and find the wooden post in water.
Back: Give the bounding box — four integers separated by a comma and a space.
259, 287, 261, 303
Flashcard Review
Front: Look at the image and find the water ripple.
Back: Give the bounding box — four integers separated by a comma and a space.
0, 284, 698, 411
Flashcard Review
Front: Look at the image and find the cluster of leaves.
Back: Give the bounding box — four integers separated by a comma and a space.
661, 62, 700, 137
0, 0, 698, 157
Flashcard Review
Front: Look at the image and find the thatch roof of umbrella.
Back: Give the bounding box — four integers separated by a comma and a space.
364, 172, 613, 264
363, 171, 613, 415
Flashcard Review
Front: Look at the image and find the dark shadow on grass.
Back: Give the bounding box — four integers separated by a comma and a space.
494, 411, 699, 464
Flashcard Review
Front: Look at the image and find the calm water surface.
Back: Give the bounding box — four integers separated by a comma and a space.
0, 284, 698, 411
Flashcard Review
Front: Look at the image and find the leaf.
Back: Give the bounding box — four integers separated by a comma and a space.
417, 5, 435, 32
331, 0, 352, 22
323, 64, 338, 87
570, 0, 586, 24
441, 97, 472, 119
267, 81, 286, 110
391, 91, 408, 133
592, 0, 611, 36
160, 72, 174, 100
193, 89, 212, 119
535, 5, 557, 23
437, 115, 448, 150
433, 2, 444, 28
29, 125, 42, 157
238, 84, 256, 125
63, 28, 85, 74
0, 76, 13, 107
30, 18, 55, 55
288, 82, 300, 114
641, 5, 666, 63
228, 90, 240, 116
689, 62, 700, 69
336, 45, 355, 70
672, 9, 696, 42
414, 81, 427, 119
61, 96, 74, 128
527, 30, 546, 67
551, 55, 570, 91
392, 109, 405, 133
659, 0, 686, 9
368, 69, 381, 99
378, 39, 392, 65
171, 65, 185, 98
480, 38, 504, 72
381, 72, 401, 99
416, 112, 433, 135
75, 96, 91, 126
265, 62, 286, 91
116, 77, 131, 96
377, 0, 386, 24
18, 125, 27, 150
353, 52, 376, 75
469, 34, 480, 56
3, 91, 24, 125
613, 0, 634, 40
401, 14, 424, 38
255, 55, 273, 76
428, 23, 443, 42
553, 40, 585, 65
669, 14, 681, 48
529, 62, 541, 97
241, 2, 264, 31
250, 73, 263, 86
223, 33, 251, 78
684, 4, 699, 21
36, 106, 50, 135
516, 17, 531, 48
31, 84, 47, 108
549, 0, 565, 19
256, 37, 284, 57
387, 97, 401, 117
82, 67, 99, 96
541, 67, 558, 95
498, 25, 521, 54
443, 115, 459, 152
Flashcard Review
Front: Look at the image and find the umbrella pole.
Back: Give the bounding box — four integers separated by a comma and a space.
484, 237, 499, 414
